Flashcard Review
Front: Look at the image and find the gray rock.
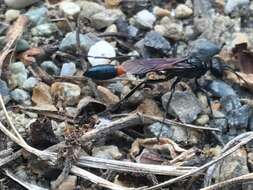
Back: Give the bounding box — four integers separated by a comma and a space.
155, 17, 184, 40
91, 9, 124, 30
162, 91, 202, 123
31, 23, 58, 37
207, 80, 236, 98
4, 0, 40, 9
11, 89, 30, 104
227, 105, 251, 130
60, 62, 76, 76
25, 7, 48, 26
134, 10, 156, 29
144, 31, 171, 55
78, 1, 105, 18
59, 1, 80, 16
41, 61, 60, 75
213, 148, 249, 182
22, 77, 38, 91
189, 38, 220, 62
225, 0, 250, 14
59, 31, 99, 53
220, 95, 241, 113
144, 122, 173, 138
92, 145, 122, 160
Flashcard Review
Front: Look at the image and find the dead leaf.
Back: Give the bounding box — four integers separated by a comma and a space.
130, 138, 187, 159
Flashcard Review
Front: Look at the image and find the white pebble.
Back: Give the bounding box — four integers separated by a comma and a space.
88, 41, 116, 66
60, 2, 81, 16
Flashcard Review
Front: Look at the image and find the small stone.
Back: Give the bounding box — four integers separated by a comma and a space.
11, 89, 30, 104
207, 80, 236, 98
41, 61, 60, 75
60, 62, 76, 77
88, 41, 116, 66
144, 31, 171, 55
195, 114, 210, 125
213, 148, 249, 182
5, 9, 20, 22
91, 9, 124, 30
31, 23, 58, 37
134, 10, 156, 29
144, 122, 173, 138
4, 0, 39, 9
60, 2, 81, 16
56, 175, 77, 190
51, 82, 81, 106
78, 1, 105, 18
225, 0, 250, 14
92, 145, 122, 160
25, 7, 48, 26
97, 86, 119, 105
32, 83, 53, 105
162, 91, 202, 123
153, 6, 170, 17
105, 0, 121, 7
189, 38, 220, 62
22, 77, 38, 91
59, 31, 99, 54
9, 62, 26, 74
155, 17, 184, 40
175, 4, 193, 19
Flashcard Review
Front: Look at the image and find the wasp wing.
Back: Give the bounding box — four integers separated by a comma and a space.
121, 57, 189, 75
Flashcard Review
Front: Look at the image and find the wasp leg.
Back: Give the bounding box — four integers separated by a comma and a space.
157, 77, 181, 142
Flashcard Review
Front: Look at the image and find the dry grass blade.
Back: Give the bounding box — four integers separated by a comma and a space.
146, 132, 253, 190
77, 156, 196, 176
201, 173, 253, 190
0, 15, 29, 76
3, 169, 49, 190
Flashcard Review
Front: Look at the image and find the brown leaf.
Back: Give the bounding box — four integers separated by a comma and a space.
232, 43, 253, 74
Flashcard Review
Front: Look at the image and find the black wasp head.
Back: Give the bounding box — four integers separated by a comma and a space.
210, 57, 225, 78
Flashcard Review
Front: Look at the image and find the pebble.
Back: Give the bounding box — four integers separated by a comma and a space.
91, 9, 124, 30
155, 17, 184, 40
225, 0, 250, 14
59, 31, 99, 54
5, 9, 20, 22
41, 61, 60, 75
162, 91, 202, 123
88, 41, 116, 66
59, 2, 81, 16
78, 1, 105, 18
32, 83, 53, 105
31, 23, 58, 37
189, 38, 220, 62
25, 7, 48, 26
60, 62, 76, 77
144, 122, 173, 138
51, 82, 81, 106
134, 10, 156, 29
153, 6, 170, 17
175, 4, 193, 19
22, 77, 38, 91
195, 114, 210, 125
97, 86, 119, 105
207, 80, 236, 98
92, 145, 122, 160
4, 0, 39, 9
213, 148, 249, 182
144, 31, 171, 55
11, 89, 30, 105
